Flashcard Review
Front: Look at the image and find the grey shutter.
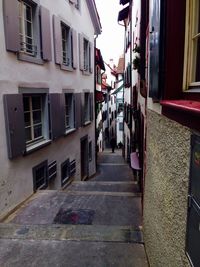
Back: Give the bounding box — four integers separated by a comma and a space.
72, 28, 78, 69
49, 94, 65, 139
89, 42, 94, 73
3, 0, 20, 52
81, 93, 85, 125
149, 0, 161, 99
40, 6, 52, 61
75, 93, 81, 129
90, 92, 94, 121
53, 15, 62, 64
3, 94, 26, 159
79, 33, 84, 70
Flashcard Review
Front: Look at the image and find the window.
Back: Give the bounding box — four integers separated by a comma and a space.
79, 34, 93, 74
84, 38, 89, 71
23, 94, 49, 149
61, 159, 70, 187
61, 23, 72, 67
184, 0, 200, 89
96, 66, 102, 84
33, 160, 48, 192
3, 0, 52, 62
19, 0, 36, 56
84, 93, 90, 122
65, 93, 75, 131
75, 0, 80, 9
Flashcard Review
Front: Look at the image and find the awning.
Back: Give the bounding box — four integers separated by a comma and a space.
96, 91, 104, 103
130, 152, 141, 170
120, 0, 130, 5
118, 6, 129, 21
112, 84, 124, 94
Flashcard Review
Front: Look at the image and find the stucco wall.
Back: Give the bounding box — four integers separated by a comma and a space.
144, 110, 191, 267
0, 0, 96, 218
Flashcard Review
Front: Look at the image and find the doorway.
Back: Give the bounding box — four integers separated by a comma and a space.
80, 135, 89, 180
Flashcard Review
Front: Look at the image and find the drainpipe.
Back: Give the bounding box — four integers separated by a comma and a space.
130, 0, 133, 157
94, 34, 98, 170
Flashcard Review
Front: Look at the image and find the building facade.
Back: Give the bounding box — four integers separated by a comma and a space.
0, 0, 101, 218
118, 0, 198, 266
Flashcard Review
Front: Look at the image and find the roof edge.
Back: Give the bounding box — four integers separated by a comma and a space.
86, 0, 102, 35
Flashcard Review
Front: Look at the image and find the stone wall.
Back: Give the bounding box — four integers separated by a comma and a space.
143, 110, 191, 267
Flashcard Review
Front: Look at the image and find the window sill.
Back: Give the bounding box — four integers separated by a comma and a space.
18, 53, 44, 65
25, 139, 51, 155
82, 70, 91, 76
160, 100, 200, 131
60, 64, 74, 72
83, 121, 91, 126
65, 128, 76, 136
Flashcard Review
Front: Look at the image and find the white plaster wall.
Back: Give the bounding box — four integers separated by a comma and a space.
0, 0, 96, 217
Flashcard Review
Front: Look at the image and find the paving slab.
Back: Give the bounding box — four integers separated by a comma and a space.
5, 191, 142, 227
0, 239, 149, 267
0, 223, 143, 243
67, 181, 140, 192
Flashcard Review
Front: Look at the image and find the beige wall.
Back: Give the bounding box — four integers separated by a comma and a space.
144, 110, 191, 267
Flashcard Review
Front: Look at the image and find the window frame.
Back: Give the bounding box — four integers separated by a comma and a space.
65, 93, 75, 132
61, 22, 73, 68
17, 0, 43, 64
183, 0, 200, 91
32, 160, 48, 192
22, 92, 50, 152
61, 158, 70, 187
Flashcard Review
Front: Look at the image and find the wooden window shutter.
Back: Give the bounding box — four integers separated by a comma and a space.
40, 6, 52, 61
49, 94, 65, 139
72, 28, 78, 69
3, 94, 26, 159
79, 33, 84, 70
3, 0, 20, 52
53, 15, 62, 64
89, 42, 94, 73
90, 92, 94, 121
75, 93, 82, 129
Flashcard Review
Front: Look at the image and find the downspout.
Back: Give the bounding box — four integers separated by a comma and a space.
94, 34, 98, 170
129, 0, 133, 157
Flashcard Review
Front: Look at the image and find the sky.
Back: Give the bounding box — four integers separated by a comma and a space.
95, 0, 124, 66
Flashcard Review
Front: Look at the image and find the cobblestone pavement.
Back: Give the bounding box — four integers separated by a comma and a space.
0, 149, 149, 267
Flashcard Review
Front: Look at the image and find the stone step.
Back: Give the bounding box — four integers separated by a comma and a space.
0, 223, 143, 243
66, 181, 140, 193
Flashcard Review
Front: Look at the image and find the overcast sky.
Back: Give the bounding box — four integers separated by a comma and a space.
95, 0, 124, 66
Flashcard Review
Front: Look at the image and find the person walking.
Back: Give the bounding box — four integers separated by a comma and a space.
110, 136, 116, 153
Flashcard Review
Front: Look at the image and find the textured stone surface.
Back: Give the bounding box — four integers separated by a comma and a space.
0, 239, 148, 267
143, 110, 191, 267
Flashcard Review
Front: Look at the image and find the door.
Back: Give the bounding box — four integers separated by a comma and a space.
186, 134, 200, 266
80, 136, 89, 180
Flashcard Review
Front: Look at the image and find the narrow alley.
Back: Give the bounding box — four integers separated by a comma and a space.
0, 149, 148, 267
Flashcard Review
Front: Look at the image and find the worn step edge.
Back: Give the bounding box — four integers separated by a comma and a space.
0, 224, 144, 244
62, 191, 142, 197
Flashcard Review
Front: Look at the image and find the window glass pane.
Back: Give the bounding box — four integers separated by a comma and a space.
24, 112, 31, 126
25, 4, 32, 22
26, 22, 32, 38
195, 37, 200, 82
35, 166, 45, 188
34, 124, 42, 138
25, 127, 31, 142
33, 110, 42, 124
23, 97, 30, 111
32, 96, 41, 110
